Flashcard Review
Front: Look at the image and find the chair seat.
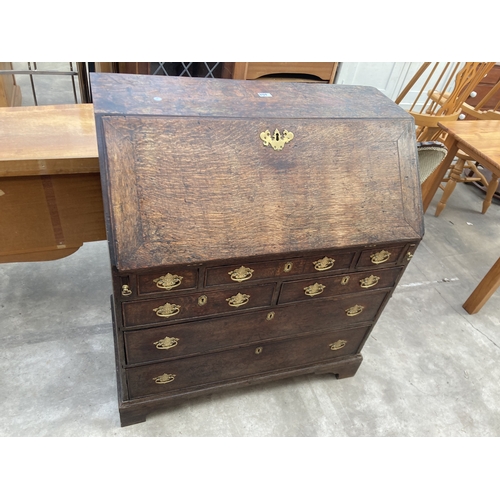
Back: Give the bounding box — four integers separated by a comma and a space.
417, 141, 448, 183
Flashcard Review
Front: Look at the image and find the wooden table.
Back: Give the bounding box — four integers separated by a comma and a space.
422, 120, 500, 314
0, 104, 105, 263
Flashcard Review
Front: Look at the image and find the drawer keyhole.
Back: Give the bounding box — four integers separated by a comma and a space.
255, 347, 263, 355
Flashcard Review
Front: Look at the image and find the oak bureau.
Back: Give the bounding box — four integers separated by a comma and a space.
91, 73, 424, 426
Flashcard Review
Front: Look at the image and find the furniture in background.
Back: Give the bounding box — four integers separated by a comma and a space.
92, 73, 423, 426
394, 62, 496, 206
423, 120, 500, 214
463, 257, 500, 314
0, 62, 22, 106
417, 141, 448, 185
0, 104, 105, 263
225, 62, 338, 83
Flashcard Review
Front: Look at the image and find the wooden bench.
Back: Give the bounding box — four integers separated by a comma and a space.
0, 104, 106, 263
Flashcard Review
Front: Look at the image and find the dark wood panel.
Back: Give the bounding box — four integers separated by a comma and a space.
124, 289, 389, 365
122, 283, 276, 328
126, 326, 371, 399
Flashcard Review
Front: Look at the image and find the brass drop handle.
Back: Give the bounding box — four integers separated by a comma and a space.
329, 340, 347, 351
153, 302, 181, 318
154, 336, 179, 350
345, 305, 364, 317
304, 283, 326, 297
229, 266, 254, 282
314, 257, 335, 271
370, 250, 391, 264
154, 273, 183, 290
226, 293, 250, 308
359, 275, 380, 288
121, 285, 132, 296
153, 373, 176, 384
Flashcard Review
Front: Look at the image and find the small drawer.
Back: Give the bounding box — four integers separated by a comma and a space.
122, 283, 275, 328
205, 251, 355, 286
126, 325, 371, 399
278, 267, 401, 304
356, 245, 406, 268
136, 267, 198, 296
125, 289, 388, 364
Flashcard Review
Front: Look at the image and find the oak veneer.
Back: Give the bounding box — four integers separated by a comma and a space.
91, 73, 423, 426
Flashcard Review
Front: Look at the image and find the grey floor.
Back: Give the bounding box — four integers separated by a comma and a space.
1, 181, 499, 437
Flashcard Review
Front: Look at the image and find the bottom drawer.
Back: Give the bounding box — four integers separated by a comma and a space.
126, 326, 370, 399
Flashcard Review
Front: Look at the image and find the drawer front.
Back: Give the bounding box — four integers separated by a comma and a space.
122, 283, 275, 328
356, 245, 406, 268
136, 267, 198, 296
278, 267, 401, 304
125, 289, 388, 364
205, 251, 355, 287
126, 325, 370, 398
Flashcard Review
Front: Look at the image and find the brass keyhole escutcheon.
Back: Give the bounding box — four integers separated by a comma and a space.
314, 257, 335, 271
370, 250, 391, 265
154, 336, 179, 350
284, 262, 293, 272
329, 340, 347, 351
198, 295, 208, 306
229, 266, 254, 282
304, 283, 326, 297
121, 284, 132, 296
255, 347, 263, 355
341, 276, 350, 285
345, 305, 364, 317
153, 302, 181, 318
153, 373, 176, 384
154, 273, 183, 290
260, 128, 294, 151
360, 275, 380, 289
267, 311, 275, 321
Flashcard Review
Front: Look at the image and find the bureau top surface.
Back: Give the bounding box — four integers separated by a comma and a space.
91, 74, 423, 271
91, 73, 411, 119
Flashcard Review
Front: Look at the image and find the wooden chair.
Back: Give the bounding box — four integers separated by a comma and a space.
395, 62, 495, 142
394, 62, 496, 205
431, 78, 500, 216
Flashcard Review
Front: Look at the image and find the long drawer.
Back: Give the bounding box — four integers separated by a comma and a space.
124, 289, 389, 364
126, 325, 371, 399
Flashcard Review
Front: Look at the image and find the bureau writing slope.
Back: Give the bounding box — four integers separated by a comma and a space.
91, 73, 424, 426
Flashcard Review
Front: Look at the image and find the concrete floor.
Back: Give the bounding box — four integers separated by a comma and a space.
1, 180, 499, 437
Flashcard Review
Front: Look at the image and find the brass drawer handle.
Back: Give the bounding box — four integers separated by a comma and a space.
153, 373, 176, 385
314, 257, 335, 271
407, 252, 414, 260
260, 128, 294, 151
153, 273, 183, 290
121, 285, 132, 296
304, 283, 326, 297
154, 336, 179, 350
370, 250, 391, 264
360, 275, 380, 288
229, 266, 254, 282
226, 293, 250, 308
329, 340, 347, 351
153, 302, 181, 318
346, 305, 364, 317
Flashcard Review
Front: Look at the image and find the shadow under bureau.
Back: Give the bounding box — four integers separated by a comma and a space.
91, 73, 424, 426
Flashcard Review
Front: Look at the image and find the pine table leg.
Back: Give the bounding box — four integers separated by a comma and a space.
463, 257, 500, 314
